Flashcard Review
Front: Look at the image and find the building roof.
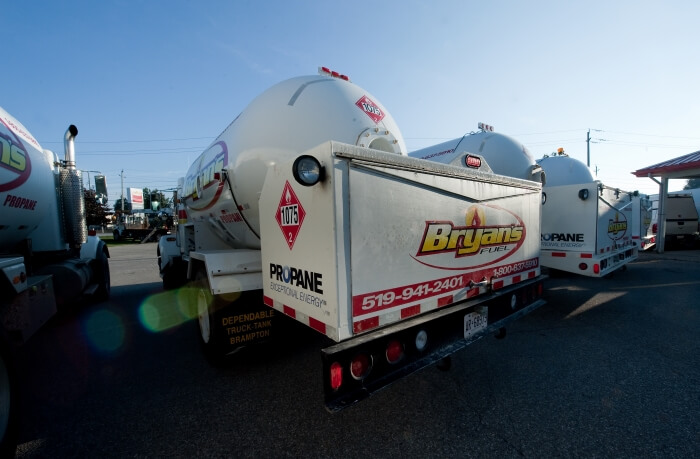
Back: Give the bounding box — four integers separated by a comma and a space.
632, 150, 700, 179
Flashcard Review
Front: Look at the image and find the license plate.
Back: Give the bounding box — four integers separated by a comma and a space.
464, 309, 488, 339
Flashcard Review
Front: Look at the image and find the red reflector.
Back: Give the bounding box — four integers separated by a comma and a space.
537, 283, 543, 296
580, 253, 592, 259
283, 305, 296, 318
438, 295, 453, 307
593, 264, 600, 274
401, 305, 420, 318
88, 229, 97, 236
309, 317, 326, 334
386, 340, 404, 364
465, 155, 481, 168
350, 354, 372, 380
578, 263, 588, 271
330, 362, 343, 390
552, 252, 566, 257
353, 316, 379, 334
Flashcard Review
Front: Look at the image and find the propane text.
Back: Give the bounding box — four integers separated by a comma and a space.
269, 263, 323, 294
3, 194, 36, 210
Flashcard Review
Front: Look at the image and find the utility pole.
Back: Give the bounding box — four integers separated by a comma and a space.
586, 129, 591, 167
120, 169, 125, 213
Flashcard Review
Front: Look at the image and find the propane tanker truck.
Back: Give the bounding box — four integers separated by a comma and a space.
0, 107, 111, 454
536, 152, 639, 276
157, 68, 547, 411
408, 128, 641, 277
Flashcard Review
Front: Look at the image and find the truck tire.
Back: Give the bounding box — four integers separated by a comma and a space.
195, 269, 229, 364
0, 344, 18, 458
94, 246, 111, 301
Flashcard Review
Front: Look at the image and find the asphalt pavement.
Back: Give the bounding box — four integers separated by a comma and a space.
13, 244, 700, 458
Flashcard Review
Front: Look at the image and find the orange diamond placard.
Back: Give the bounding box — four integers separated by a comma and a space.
275, 181, 306, 250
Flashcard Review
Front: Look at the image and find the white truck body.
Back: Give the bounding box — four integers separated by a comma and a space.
650, 193, 699, 246
260, 141, 542, 342
0, 106, 110, 454
537, 155, 638, 276
158, 70, 546, 411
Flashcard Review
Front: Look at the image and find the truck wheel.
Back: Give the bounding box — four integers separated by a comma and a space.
195, 270, 227, 363
0, 344, 18, 458
94, 247, 111, 301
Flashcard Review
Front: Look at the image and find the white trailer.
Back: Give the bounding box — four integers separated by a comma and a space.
537, 154, 638, 276
158, 69, 546, 411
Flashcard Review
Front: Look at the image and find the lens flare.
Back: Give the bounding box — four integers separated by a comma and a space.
138, 287, 198, 333
84, 309, 125, 354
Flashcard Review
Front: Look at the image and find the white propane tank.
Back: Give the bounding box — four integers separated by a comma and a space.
0, 106, 58, 250
409, 130, 538, 181
182, 70, 407, 249
536, 155, 595, 187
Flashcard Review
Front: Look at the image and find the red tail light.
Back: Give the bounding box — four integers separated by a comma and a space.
330, 362, 343, 390
386, 341, 404, 364
350, 354, 372, 380
593, 264, 600, 274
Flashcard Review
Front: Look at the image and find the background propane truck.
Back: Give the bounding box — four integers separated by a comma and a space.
0, 107, 111, 454
158, 68, 547, 411
536, 151, 639, 277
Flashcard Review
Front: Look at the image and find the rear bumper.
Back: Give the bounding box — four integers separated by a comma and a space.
321, 276, 546, 412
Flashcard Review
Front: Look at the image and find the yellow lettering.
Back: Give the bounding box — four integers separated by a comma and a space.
447, 228, 466, 250
9, 145, 26, 171
457, 228, 483, 255
421, 223, 451, 252
509, 227, 523, 241
0, 138, 10, 166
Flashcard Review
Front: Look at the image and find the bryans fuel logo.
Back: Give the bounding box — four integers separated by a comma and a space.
0, 120, 32, 192
417, 204, 525, 259
607, 212, 627, 240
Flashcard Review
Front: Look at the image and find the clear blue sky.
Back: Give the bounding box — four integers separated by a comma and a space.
3, 0, 699, 206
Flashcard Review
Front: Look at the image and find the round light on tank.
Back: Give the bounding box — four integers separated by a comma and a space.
578, 189, 589, 200
293, 155, 325, 186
